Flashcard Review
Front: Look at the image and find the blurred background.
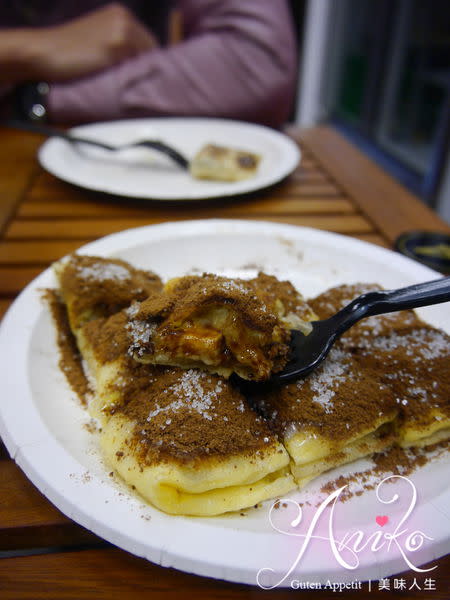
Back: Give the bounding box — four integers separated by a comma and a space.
292, 0, 450, 224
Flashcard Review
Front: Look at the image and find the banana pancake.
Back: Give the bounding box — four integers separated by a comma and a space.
52, 259, 448, 514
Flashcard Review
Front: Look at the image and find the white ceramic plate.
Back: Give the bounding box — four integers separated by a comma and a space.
1, 220, 449, 588
38, 118, 300, 201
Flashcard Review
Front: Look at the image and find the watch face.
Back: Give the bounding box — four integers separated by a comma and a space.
16, 82, 48, 122
395, 231, 450, 274
30, 102, 46, 120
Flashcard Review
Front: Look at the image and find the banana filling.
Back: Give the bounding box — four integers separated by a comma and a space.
127, 272, 316, 381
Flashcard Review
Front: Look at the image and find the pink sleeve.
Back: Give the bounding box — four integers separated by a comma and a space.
48, 0, 297, 128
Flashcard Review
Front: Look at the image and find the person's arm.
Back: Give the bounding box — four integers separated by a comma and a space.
48, 0, 298, 128
0, 3, 157, 85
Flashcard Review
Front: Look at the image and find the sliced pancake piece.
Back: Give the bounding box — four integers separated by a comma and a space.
253, 346, 398, 486
77, 306, 296, 515
54, 254, 162, 332
53, 254, 163, 418
309, 283, 424, 348
309, 284, 450, 448
353, 326, 450, 448
128, 272, 316, 381
101, 367, 295, 516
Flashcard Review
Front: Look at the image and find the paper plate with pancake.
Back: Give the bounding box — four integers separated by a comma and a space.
0, 219, 449, 587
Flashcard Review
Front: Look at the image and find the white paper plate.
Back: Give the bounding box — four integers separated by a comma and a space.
38, 118, 300, 200
1, 220, 449, 588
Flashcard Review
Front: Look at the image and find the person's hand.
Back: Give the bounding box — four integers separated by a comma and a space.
0, 2, 157, 83
29, 2, 158, 80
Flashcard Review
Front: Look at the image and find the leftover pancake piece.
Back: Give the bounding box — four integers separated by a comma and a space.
309, 283, 424, 348
353, 326, 450, 448
190, 144, 261, 182
128, 272, 316, 381
253, 346, 398, 486
54, 254, 162, 332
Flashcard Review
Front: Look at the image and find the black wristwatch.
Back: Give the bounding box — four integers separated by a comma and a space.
15, 82, 50, 122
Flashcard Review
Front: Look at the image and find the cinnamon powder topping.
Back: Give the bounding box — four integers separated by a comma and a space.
57, 254, 163, 329
44, 290, 91, 404
353, 326, 450, 431
112, 365, 280, 465
137, 273, 279, 332
255, 346, 398, 442
306, 284, 450, 438
320, 441, 449, 502
82, 310, 131, 365
246, 273, 317, 323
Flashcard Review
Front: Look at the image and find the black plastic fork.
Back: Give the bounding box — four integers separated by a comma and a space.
5, 120, 189, 169
271, 276, 450, 384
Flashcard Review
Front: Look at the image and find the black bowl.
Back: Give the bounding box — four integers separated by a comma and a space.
395, 230, 450, 275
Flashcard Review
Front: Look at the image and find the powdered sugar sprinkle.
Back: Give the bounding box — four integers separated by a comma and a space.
297, 347, 349, 413
77, 261, 131, 282
146, 370, 226, 422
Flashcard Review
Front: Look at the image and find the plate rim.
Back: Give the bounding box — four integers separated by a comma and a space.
1, 218, 449, 587
37, 117, 301, 201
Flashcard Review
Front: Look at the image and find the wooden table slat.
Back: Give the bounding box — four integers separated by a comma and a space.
0, 133, 41, 235
0, 240, 90, 264
0, 547, 447, 600
298, 126, 449, 242
6, 211, 370, 241
0, 298, 12, 318
284, 169, 330, 183
350, 233, 389, 247
0, 216, 375, 263
17, 196, 354, 219
0, 461, 72, 529
25, 171, 337, 197
0, 266, 44, 296
0, 462, 100, 551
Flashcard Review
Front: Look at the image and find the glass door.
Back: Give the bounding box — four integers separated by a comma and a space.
326, 0, 450, 206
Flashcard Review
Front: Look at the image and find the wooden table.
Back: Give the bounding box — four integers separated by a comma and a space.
0, 124, 449, 599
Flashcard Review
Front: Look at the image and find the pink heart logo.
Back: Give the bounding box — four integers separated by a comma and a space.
376, 515, 388, 527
